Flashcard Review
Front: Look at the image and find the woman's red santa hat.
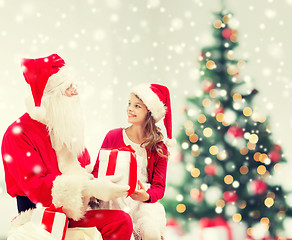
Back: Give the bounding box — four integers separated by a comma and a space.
21, 53, 74, 120
131, 83, 176, 147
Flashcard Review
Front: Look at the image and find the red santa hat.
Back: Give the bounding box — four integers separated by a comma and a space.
22, 54, 74, 120
131, 83, 175, 147
22, 54, 66, 106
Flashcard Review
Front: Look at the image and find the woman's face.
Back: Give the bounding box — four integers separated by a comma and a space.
127, 93, 148, 125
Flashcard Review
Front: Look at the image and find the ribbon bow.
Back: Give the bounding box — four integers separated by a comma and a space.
118, 145, 136, 153
46, 204, 65, 214
40, 204, 68, 240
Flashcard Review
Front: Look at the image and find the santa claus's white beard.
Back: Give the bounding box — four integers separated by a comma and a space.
41, 94, 85, 158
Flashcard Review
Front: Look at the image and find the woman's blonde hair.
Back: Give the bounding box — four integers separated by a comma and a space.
141, 111, 169, 158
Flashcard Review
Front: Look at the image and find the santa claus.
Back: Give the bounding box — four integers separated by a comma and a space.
1, 54, 133, 240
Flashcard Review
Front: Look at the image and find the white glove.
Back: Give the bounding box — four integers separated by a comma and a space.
83, 175, 130, 201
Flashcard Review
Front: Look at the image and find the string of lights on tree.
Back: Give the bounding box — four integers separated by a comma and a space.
162, 8, 292, 238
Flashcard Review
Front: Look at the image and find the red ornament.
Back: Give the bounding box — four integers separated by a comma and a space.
200, 52, 206, 58
273, 144, 282, 152
248, 180, 267, 195
227, 125, 244, 138
202, 80, 215, 93
222, 28, 233, 39
190, 188, 204, 202
215, 106, 225, 116
205, 164, 217, 176
166, 218, 184, 236
223, 191, 238, 203
268, 150, 281, 163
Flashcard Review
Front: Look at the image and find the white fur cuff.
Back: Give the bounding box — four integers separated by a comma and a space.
52, 174, 89, 221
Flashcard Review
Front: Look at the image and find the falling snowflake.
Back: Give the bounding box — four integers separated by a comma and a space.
93, 29, 106, 41
36, 203, 43, 208
259, 24, 266, 30
15, 15, 23, 23
170, 18, 183, 31
106, 0, 121, 9
0, 0, 5, 8
268, 43, 283, 58
12, 126, 22, 134
110, 14, 119, 23
147, 0, 160, 9
22, 3, 35, 16
228, 17, 240, 28
3, 154, 12, 163
33, 165, 42, 174
68, 40, 78, 49
265, 9, 277, 18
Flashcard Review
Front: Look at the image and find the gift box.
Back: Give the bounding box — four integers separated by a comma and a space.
200, 216, 232, 240
98, 145, 137, 196
199, 216, 247, 240
31, 204, 69, 240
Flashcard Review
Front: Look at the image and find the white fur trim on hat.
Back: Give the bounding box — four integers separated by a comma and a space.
27, 106, 46, 122
44, 65, 75, 95
131, 84, 166, 122
51, 174, 89, 221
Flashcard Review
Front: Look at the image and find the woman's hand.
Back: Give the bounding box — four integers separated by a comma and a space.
130, 180, 150, 202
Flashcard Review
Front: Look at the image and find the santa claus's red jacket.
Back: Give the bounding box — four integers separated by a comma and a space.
1, 113, 90, 207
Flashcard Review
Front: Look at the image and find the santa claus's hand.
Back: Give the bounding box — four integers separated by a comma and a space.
130, 180, 150, 202
83, 175, 129, 201
106, 175, 123, 183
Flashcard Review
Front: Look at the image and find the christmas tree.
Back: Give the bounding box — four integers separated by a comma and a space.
163, 8, 292, 238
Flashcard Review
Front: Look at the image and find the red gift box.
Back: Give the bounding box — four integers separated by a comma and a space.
200, 216, 232, 240
98, 145, 138, 196
31, 204, 68, 240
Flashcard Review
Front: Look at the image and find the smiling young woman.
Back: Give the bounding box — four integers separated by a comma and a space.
92, 83, 173, 240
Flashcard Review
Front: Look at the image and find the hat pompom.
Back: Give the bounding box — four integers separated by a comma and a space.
28, 106, 46, 122
165, 138, 177, 148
